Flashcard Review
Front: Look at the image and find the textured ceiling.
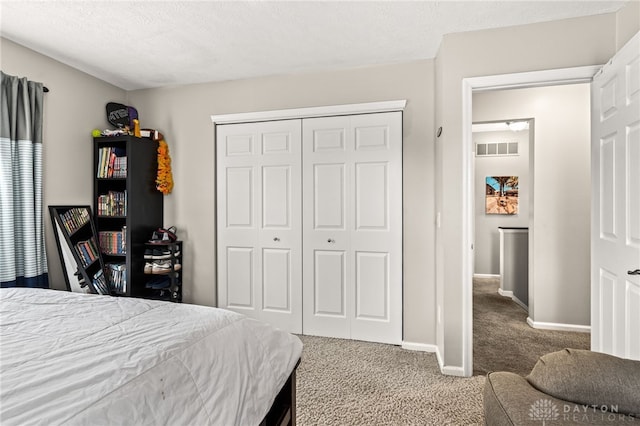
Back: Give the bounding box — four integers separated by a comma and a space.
0, 1, 629, 91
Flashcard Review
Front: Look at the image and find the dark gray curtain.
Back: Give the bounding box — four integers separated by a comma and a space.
0, 71, 48, 288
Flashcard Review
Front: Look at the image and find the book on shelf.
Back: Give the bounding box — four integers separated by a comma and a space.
97, 147, 127, 178
92, 269, 110, 295
59, 207, 90, 234
97, 190, 127, 216
98, 228, 127, 255
105, 262, 127, 293
74, 238, 99, 267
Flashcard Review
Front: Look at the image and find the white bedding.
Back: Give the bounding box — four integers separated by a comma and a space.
0, 288, 302, 426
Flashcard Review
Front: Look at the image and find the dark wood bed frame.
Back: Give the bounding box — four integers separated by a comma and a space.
260, 361, 299, 426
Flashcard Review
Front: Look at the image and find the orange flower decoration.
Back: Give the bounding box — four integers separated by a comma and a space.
156, 138, 174, 195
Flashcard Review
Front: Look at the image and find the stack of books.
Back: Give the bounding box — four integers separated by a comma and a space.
105, 263, 127, 293
75, 238, 100, 267
97, 147, 127, 178
98, 228, 127, 255
92, 269, 110, 295
97, 190, 127, 216
59, 208, 90, 234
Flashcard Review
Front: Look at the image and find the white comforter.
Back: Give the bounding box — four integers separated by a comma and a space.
0, 288, 302, 426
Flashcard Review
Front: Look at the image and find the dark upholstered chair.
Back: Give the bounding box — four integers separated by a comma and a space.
483, 348, 640, 425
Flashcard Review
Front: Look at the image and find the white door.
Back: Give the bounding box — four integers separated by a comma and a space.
302, 112, 403, 344
217, 120, 302, 333
591, 31, 640, 360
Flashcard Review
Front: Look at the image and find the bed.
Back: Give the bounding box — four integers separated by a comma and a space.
0, 288, 302, 425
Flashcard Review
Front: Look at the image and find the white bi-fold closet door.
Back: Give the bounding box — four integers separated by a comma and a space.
302, 113, 402, 344
216, 111, 402, 344
216, 120, 303, 333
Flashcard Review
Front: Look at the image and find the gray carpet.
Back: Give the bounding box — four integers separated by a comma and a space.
296, 335, 485, 425
473, 276, 591, 376
294, 277, 590, 424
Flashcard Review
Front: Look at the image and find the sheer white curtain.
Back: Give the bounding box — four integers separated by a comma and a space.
0, 71, 48, 288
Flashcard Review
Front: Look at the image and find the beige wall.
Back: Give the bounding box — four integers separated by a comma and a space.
435, 13, 618, 369
474, 84, 591, 327
472, 129, 530, 275
1, 37, 127, 291
127, 60, 437, 345
616, 1, 640, 50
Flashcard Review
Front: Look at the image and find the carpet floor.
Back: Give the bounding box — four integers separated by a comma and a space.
473, 276, 591, 376
296, 335, 485, 425
294, 277, 590, 425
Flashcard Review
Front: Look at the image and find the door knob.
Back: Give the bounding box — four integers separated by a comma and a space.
273, 237, 280, 242
327, 238, 335, 243
628, 269, 640, 275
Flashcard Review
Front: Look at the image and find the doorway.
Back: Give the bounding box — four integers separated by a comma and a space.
460, 66, 600, 376
471, 83, 594, 375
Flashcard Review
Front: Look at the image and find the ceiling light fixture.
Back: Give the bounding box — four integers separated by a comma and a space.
506, 121, 528, 132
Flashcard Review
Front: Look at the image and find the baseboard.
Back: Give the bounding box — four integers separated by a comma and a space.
401, 341, 437, 352
441, 365, 467, 377
473, 273, 500, 279
434, 346, 467, 377
511, 295, 528, 312
498, 288, 528, 312
497, 288, 513, 297
526, 317, 590, 333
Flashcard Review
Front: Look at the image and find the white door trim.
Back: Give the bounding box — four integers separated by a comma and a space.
211, 100, 406, 125
469, 66, 601, 93
460, 65, 601, 377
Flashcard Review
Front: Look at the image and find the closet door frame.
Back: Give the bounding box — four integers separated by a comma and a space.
212, 101, 406, 126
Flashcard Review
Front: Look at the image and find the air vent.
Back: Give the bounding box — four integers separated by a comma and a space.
476, 142, 519, 157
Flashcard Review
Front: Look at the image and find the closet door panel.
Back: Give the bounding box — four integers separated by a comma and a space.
262, 132, 291, 154
262, 248, 291, 312
355, 251, 389, 320
314, 250, 347, 316
303, 116, 351, 338
258, 124, 302, 332
313, 163, 346, 229
225, 133, 255, 156
226, 167, 254, 228
355, 162, 388, 230
217, 120, 302, 333
262, 165, 291, 229
354, 125, 389, 151
226, 247, 255, 309
312, 127, 346, 153
349, 112, 402, 344
303, 112, 402, 344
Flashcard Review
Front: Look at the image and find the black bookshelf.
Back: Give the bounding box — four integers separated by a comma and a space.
49, 205, 108, 294
93, 135, 163, 297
